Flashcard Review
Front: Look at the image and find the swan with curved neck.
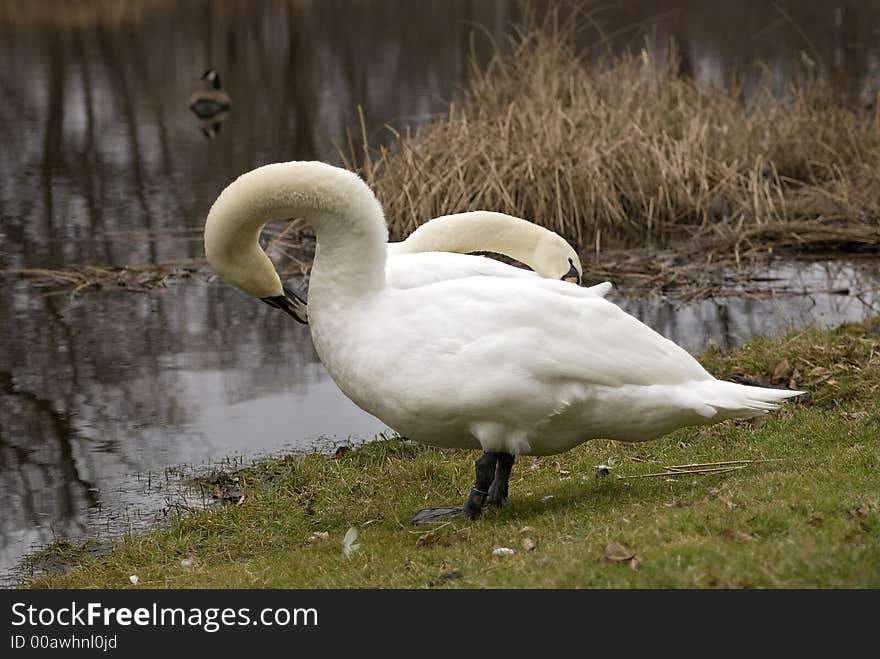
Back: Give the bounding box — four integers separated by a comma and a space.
205, 161, 803, 522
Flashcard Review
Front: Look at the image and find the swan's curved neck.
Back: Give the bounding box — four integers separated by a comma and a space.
389, 211, 554, 276
204, 161, 388, 301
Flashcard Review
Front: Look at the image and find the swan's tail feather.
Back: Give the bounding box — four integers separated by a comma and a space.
695, 380, 804, 420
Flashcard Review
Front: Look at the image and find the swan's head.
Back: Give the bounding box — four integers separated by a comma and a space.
533, 235, 582, 284
205, 160, 387, 325
204, 181, 308, 323
204, 224, 309, 323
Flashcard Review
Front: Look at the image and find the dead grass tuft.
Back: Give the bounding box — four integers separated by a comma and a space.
346, 15, 880, 255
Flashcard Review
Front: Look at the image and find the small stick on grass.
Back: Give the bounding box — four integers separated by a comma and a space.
617, 466, 745, 479
617, 458, 781, 480
663, 458, 783, 470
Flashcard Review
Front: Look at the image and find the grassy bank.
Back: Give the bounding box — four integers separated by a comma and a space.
25, 317, 880, 588
355, 16, 880, 256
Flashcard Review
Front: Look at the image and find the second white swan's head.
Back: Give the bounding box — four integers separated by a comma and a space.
532, 232, 582, 284
389, 211, 583, 284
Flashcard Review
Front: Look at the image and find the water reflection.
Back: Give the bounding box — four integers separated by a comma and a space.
0, 282, 389, 577
3, 0, 880, 579
617, 260, 880, 353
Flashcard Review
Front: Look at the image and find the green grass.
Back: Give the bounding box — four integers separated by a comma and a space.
26, 318, 880, 588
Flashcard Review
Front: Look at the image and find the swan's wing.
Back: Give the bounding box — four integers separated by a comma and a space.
386, 276, 709, 389
385, 252, 538, 289
542, 292, 710, 386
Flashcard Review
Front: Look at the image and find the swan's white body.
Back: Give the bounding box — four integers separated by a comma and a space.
205, 161, 802, 457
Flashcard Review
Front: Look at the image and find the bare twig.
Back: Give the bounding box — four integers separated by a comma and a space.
617, 458, 780, 480
663, 458, 782, 470
617, 466, 745, 479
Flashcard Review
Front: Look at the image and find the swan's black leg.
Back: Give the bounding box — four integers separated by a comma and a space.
410, 451, 501, 524
486, 453, 515, 508
462, 451, 500, 519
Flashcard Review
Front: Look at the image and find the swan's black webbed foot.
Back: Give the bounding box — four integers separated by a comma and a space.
410, 451, 505, 524
486, 453, 515, 508
410, 505, 465, 524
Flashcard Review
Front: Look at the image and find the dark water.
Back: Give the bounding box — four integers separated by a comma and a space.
2, 0, 880, 580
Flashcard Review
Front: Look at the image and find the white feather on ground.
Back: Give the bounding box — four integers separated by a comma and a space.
343, 527, 361, 557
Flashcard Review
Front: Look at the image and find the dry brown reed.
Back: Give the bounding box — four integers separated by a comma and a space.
7, 260, 205, 295
345, 15, 880, 258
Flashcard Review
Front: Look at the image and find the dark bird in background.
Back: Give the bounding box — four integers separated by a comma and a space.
189, 69, 231, 138
189, 69, 231, 117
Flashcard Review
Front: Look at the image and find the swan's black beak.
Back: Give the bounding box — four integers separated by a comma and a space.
561, 258, 581, 285
261, 286, 309, 324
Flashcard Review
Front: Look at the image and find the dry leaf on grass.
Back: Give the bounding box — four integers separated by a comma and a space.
602, 542, 641, 569
416, 531, 437, 548
603, 542, 634, 562
719, 528, 756, 542
771, 359, 792, 383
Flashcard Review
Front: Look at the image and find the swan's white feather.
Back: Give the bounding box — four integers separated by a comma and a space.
342, 527, 360, 557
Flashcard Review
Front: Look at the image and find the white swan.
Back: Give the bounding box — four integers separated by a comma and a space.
275, 210, 608, 324
204, 161, 803, 521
